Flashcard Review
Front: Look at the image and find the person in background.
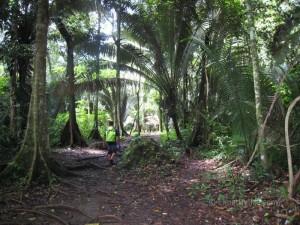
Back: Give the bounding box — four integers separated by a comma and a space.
103, 120, 120, 165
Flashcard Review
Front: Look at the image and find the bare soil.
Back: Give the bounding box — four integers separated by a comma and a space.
0, 134, 298, 225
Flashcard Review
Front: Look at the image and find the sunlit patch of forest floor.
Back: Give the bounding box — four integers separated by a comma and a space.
0, 134, 298, 225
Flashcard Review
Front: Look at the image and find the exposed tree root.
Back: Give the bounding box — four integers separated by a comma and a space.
88, 128, 101, 140
33, 204, 91, 218
98, 214, 122, 222
7, 208, 69, 225
0, 192, 15, 201
55, 177, 85, 190
51, 187, 78, 198
3, 198, 25, 206
0, 221, 23, 225
60, 119, 88, 147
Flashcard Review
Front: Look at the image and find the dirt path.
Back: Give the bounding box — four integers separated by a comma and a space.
0, 135, 289, 224
49, 147, 221, 225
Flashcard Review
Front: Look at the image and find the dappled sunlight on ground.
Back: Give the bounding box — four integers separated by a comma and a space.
52, 147, 107, 156
189, 159, 217, 170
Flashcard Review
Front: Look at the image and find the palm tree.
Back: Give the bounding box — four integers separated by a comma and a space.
120, 0, 199, 140
187, 0, 258, 152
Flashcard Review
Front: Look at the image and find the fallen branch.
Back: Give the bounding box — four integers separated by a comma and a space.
4, 198, 25, 206
291, 198, 300, 205
215, 159, 238, 171
274, 213, 289, 219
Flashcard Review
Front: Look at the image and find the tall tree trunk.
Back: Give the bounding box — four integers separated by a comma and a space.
54, 18, 87, 147
1, 0, 67, 185
9, 0, 19, 144
116, 0, 122, 136
8, 0, 33, 142
245, 0, 268, 169
136, 78, 141, 135
189, 63, 206, 146
88, 0, 102, 140
189, 35, 208, 147
60, 42, 87, 147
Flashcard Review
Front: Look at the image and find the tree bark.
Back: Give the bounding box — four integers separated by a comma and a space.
245, 0, 268, 169
1, 0, 68, 185
54, 18, 87, 147
285, 96, 300, 199
9, 0, 19, 144
189, 34, 209, 147
116, 0, 123, 136
88, 0, 102, 140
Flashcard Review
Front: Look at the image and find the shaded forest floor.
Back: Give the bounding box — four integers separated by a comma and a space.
0, 134, 298, 225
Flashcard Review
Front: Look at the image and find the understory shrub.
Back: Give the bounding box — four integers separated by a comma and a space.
118, 136, 174, 169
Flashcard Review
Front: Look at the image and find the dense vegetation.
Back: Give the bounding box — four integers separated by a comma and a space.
0, 0, 300, 200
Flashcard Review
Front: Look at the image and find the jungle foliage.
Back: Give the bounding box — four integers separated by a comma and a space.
0, 0, 299, 189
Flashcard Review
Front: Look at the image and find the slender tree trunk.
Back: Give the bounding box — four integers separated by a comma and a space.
137, 79, 141, 135
1, 0, 67, 185
171, 113, 182, 140
88, 0, 102, 140
168, 93, 182, 140
182, 72, 189, 129
189, 35, 208, 146
285, 96, 300, 199
245, 0, 268, 169
116, 0, 122, 136
9, 0, 19, 144
159, 94, 163, 132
